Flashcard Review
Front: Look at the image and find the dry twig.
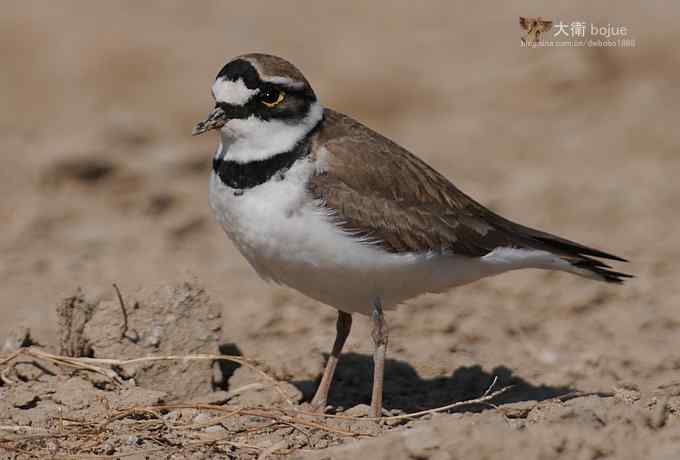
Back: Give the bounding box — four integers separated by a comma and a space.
112, 283, 129, 340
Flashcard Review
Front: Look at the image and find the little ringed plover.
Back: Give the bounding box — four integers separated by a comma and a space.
193, 53, 631, 417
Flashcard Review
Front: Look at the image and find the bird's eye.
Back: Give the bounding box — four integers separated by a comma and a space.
260, 89, 284, 107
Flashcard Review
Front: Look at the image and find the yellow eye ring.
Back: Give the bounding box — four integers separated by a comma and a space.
261, 91, 284, 108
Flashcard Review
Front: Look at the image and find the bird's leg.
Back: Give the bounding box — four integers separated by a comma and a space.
370, 298, 388, 418
310, 310, 352, 411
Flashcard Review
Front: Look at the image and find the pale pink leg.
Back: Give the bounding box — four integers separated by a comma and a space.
310, 311, 352, 411
370, 298, 388, 418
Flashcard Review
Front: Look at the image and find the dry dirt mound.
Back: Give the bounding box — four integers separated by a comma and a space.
57, 281, 223, 400
0, 282, 375, 458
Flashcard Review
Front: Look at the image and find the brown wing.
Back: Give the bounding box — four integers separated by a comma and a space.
308, 110, 520, 256
308, 109, 627, 263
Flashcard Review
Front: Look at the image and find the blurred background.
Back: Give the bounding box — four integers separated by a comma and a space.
0, 1, 678, 394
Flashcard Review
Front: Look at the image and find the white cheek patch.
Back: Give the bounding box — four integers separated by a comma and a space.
212, 78, 259, 105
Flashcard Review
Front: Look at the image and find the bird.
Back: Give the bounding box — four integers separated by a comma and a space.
193, 53, 631, 418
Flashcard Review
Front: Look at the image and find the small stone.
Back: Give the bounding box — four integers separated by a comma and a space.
14, 362, 44, 381
101, 441, 116, 455
83, 370, 114, 390
649, 396, 669, 429
614, 383, 641, 404
314, 439, 329, 449
213, 364, 226, 387
384, 416, 407, 427
205, 425, 226, 433
12, 390, 40, 409
226, 371, 303, 406
1, 326, 32, 353
126, 435, 140, 445
499, 400, 537, 419
192, 412, 212, 424
221, 415, 243, 432
144, 321, 162, 348
114, 363, 140, 380
344, 403, 371, 417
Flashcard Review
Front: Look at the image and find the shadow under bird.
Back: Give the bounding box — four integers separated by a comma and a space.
193, 53, 631, 417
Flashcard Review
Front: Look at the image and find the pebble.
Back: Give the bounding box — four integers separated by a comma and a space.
344, 403, 371, 417
192, 412, 212, 424
126, 435, 140, 445
205, 425, 226, 433
1, 326, 31, 353
11, 390, 40, 409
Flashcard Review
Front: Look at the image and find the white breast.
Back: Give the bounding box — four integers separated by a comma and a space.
207, 154, 524, 315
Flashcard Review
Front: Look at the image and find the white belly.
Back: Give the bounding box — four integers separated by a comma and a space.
208, 160, 511, 315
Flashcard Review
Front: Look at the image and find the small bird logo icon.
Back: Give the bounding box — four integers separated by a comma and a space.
520, 16, 553, 45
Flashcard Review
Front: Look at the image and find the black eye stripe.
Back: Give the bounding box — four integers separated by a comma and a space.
256, 82, 316, 101
212, 70, 316, 121
215, 102, 250, 119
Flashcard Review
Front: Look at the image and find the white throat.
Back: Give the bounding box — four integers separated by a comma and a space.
218, 101, 323, 163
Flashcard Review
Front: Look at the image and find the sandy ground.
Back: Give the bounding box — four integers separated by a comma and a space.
1, 1, 680, 458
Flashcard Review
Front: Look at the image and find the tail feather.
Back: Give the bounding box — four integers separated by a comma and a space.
493, 219, 633, 283
569, 258, 634, 284
532, 235, 627, 262
488, 209, 629, 264
474, 205, 632, 283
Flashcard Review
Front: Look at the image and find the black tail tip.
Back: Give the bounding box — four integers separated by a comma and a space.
571, 259, 634, 284
600, 270, 635, 284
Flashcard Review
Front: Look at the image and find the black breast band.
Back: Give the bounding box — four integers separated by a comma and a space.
213, 122, 321, 190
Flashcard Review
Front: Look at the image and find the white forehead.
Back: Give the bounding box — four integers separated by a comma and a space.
211, 78, 259, 105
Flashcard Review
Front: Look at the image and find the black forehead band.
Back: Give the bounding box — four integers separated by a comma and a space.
216, 59, 261, 88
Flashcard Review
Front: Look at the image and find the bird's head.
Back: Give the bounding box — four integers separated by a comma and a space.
193, 54, 323, 160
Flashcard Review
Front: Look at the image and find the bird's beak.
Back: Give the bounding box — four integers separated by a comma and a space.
192, 106, 227, 136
